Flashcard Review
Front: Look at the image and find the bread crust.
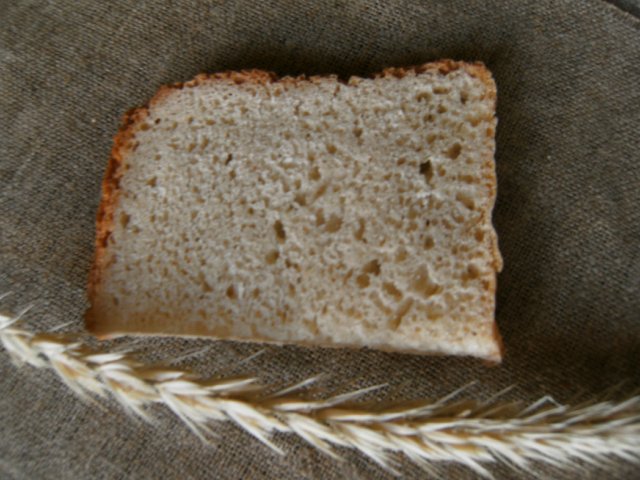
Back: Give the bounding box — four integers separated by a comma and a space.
85, 60, 502, 361
86, 106, 147, 332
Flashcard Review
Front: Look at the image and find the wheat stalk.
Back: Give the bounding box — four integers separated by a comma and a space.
1, 308, 639, 478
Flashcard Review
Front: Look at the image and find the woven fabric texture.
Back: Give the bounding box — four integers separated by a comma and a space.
1, 1, 639, 478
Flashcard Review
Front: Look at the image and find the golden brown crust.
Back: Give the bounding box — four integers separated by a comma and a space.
460, 63, 503, 361
86, 60, 503, 360
86, 105, 149, 332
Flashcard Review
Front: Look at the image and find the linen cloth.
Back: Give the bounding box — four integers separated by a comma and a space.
1, 1, 638, 478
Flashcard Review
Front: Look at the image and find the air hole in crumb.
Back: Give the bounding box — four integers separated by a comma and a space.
456, 192, 475, 210
309, 166, 321, 181
119, 213, 130, 228
416, 91, 431, 102
459, 174, 475, 184
225, 153, 233, 165
252, 288, 260, 298
438, 166, 447, 177
353, 127, 363, 138
475, 229, 485, 242
315, 209, 325, 226
198, 272, 213, 292
229, 169, 236, 180
467, 115, 482, 127
326, 143, 337, 154
363, 259, 381, 276
411, 266, 441, 298
294, 193, 306, 206
419, 161, 434, 182
274, 220, 286, 242
395, 248, 407, 262
464, 263, 481, 280
354, 218, 366, 241
433, 86, 450, 94
325, 214, 343, 233
187, 142, 197, 153
248, 207, 255, 215
383, 282, 403, 301
389, 298, 414, 330
426, 302, 444, 320
146, 177, 157, 187
423, 113, 435, 123
226, 285, 236, 299
437, 104, 447, 114
447, 143, 462, 159
397, 157, 406, 166
266, 250, 279, 264
314, 183, 328, 198
424, 236, 435, 249
460, 91, 469, 104
356, 274, 370, 288
307, 152, 315, 162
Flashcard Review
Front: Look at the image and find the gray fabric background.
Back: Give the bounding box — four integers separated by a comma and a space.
1, 1, 639, 478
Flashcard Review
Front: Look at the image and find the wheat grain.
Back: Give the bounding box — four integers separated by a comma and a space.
1, 310, 638, 478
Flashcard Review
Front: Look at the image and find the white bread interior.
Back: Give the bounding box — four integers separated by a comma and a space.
86, 61, 503, 362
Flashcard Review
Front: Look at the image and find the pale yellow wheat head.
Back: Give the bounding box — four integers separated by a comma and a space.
1, 308, 639, 478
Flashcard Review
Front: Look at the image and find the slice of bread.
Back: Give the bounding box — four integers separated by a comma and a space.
86, 60, 503, 362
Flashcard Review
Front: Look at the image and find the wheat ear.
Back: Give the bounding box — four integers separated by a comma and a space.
1, 310, 639, 478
